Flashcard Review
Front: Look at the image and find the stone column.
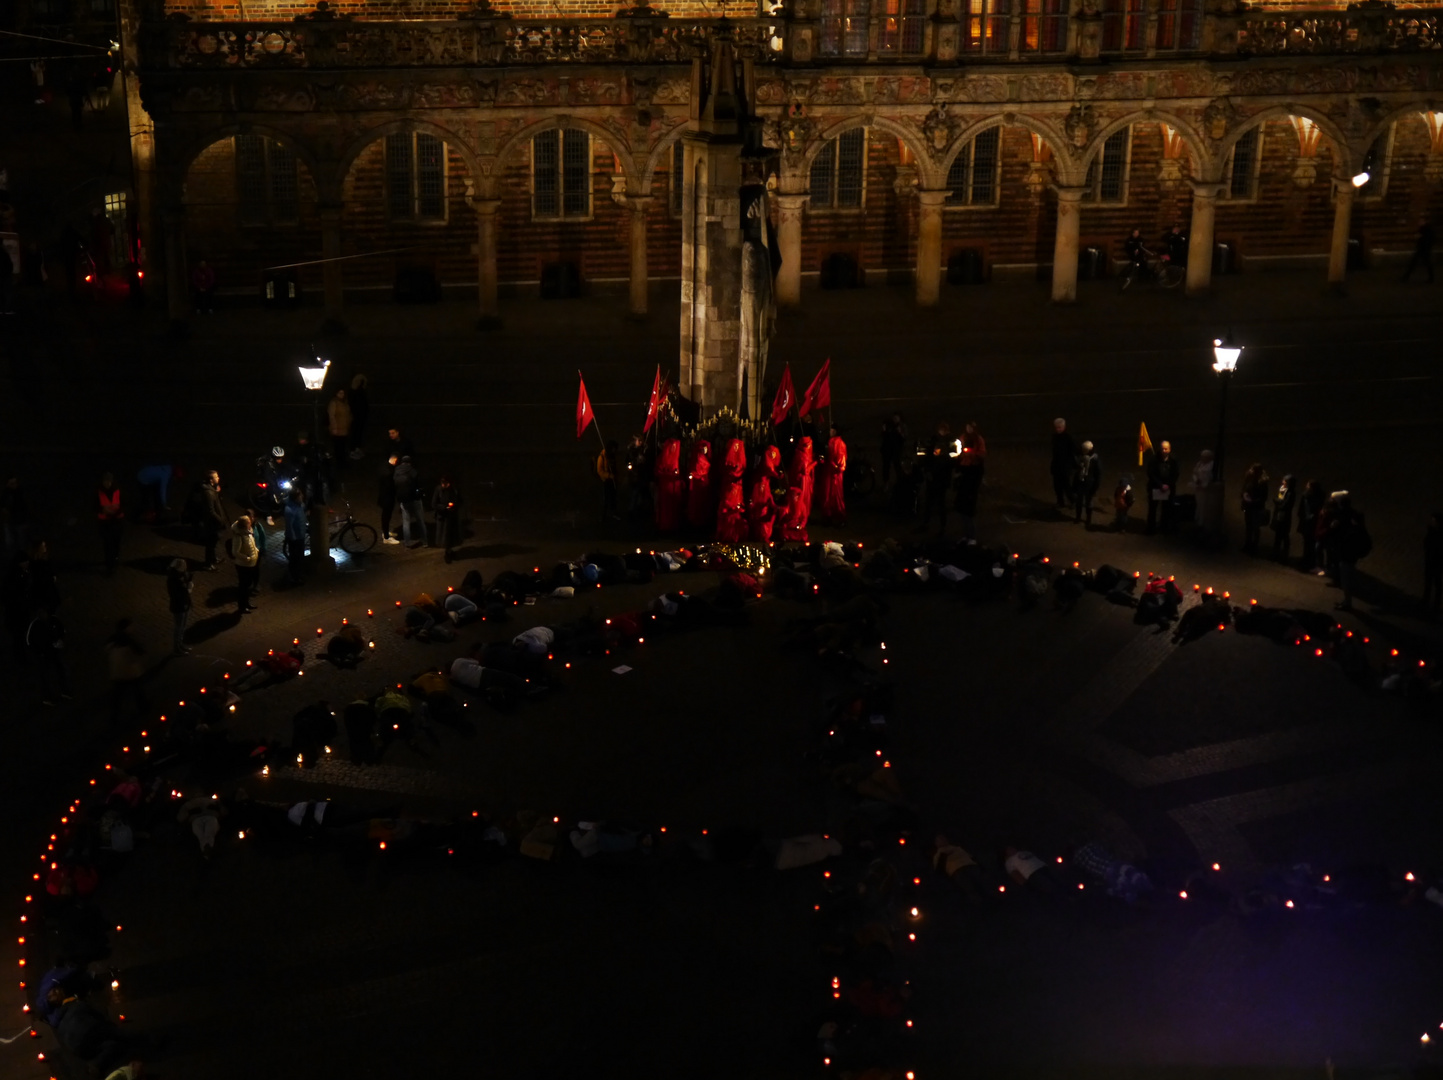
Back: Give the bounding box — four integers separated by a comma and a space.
1186, 181, 1223, 296
679, 130, 745, 414
162, 208, 188, 323
1050, 185, 1086, 303
915, 189, 949, 307
319, 204, 345, 328
1327, 179, 1355, 289
775, 193, 807, 308
474, 197, 501, 329
626, 195, 652, 319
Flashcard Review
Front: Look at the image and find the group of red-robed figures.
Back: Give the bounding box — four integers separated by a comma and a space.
652, 430, 846, 545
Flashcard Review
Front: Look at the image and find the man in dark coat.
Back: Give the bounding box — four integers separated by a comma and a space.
198, 470, 226, 571
1145, 440, 1180, 534
1050, 418, 1076, 510
1073, 441, 1101, 525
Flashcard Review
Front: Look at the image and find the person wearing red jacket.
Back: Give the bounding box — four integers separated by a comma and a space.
816, 425, 847, 526
781, 436, 815, 543
96, 472, 124, 575
686, 440, 714, 533
654, 438, 684, 533
714, 438, 748, 542
747, 445, 782, 544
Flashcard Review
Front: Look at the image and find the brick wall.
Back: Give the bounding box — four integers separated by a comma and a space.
182, 136, 323, 290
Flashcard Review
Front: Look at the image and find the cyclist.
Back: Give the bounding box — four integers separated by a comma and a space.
1162, 222, 1189, 268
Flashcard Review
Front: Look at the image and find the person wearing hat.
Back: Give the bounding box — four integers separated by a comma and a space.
166, 558, 192, 655
1073, 440, 1101, 525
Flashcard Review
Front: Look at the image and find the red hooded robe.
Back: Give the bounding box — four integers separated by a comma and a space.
654, 438, 684, 533
747, 445, 782, 544
715, 438, 749, 543
781, 437, 815, 543
686, 440, 714, 533
817, 433, 847, 524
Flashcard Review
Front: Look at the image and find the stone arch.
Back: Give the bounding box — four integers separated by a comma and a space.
938, 113, 1071, 186
804, 115, 936, 188
170, 124, 326, 198
494, 115, 638, 188
1359, 99, 1438, 156
1216, 104, 1355, 176
639, 121, 692, 196
337, 118, 484, 198
1079, 110, 1212, 180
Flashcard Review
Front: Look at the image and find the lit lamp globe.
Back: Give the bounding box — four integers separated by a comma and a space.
1212, 339, 1241, 374
299, 358, 331, 391
1350, 171, 1370, 188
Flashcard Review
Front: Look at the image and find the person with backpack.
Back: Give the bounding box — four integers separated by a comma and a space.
394, 456, 427, 548
282, 488, 307, 584
1332, 494, 1371, 612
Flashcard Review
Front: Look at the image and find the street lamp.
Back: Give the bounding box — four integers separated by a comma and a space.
1350, 171, 1370, 188
297, 351, 333, 572
1210, 334, 1242, 544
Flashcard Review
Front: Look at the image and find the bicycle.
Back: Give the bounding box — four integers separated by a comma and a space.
1118, 249, 1184, 291
328, 500, 378, 555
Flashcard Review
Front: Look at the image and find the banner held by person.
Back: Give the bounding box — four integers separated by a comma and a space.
770, 365, 796, 428
577, 372, 603, 447
1138, 421, 1154, 466
800, 358, 831, 418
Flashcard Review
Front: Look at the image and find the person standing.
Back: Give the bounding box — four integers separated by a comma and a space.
1269, 475, 1296, 562
282, 488, 307, 584
135, 464, 173, 516
432, 477, 462, 563
1113, 474, 1134, 533
386, 426, 414, 462
348, 375, 370, 459
167, 558, 192, 655
654, 437, 684, 533
1402, 217, 1434, 284
378, 455, 399, 544
817, 425, 848, 527
1073, 440, 1101, 525
596, 441, 619, 522
103, 618, 148, 727
917, 423, 955, 535
1296, 479, 1325, 571
1145, 440, 1180, 534
1424, 512, 1442, 617
686, 440, 715, 534
327, 389, 353, 466
624, 433, 651, 521
27, 610, 70, 706
191, 259, 216, 313
2, 548, 36, 672
96, 472, 124, 575
228, 515, 259, 613
198, 471, 226, 571
1332, 495, 1369, 612
393, 456, 427, 548
880, 414, 908, 490
1050, 418, 1076, 511
953, 421, 985, 541
1240, 463, 1270, 554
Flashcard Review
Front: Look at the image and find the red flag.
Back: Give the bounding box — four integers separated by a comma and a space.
770, 365, 796, 428
800, 358, 831, 417
576, 373, 595, 439
643, 366, 666, 434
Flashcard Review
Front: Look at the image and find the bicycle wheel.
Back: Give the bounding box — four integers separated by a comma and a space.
338, 521, 377, 555
851, 464, 877, 499
1160, 263, 1185, 289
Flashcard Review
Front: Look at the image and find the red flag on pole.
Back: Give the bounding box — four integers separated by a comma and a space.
576, 373, 595, 439
770, 365, 796, 428
643, 366, 665, 434
800, 358, 831, 417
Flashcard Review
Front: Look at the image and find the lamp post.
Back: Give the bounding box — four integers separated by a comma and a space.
297, 352, 333, 573
1210, 335, 1242, 542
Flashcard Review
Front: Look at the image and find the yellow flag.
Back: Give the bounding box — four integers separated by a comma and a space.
1138, 422, 1154, 466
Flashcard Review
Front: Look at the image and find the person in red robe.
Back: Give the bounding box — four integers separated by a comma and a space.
781, 436, 815, 543
686, 440, 714, 533
714, 438, 748, 542
816, 425, 848, 526
747, 444, 782, 544
654, 437, 684, 533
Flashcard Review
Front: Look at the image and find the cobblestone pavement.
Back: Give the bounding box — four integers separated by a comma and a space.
3, 278, 1443, 1078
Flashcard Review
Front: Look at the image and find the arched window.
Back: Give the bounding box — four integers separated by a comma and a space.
1356, 125, 1394, 198
385, 132, 447, 222
533, 128, 591, 220
946, 127, 1001, 206
234, 135, 297, 227
810, 129, 867, 209
1222, 127, 1262, 201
